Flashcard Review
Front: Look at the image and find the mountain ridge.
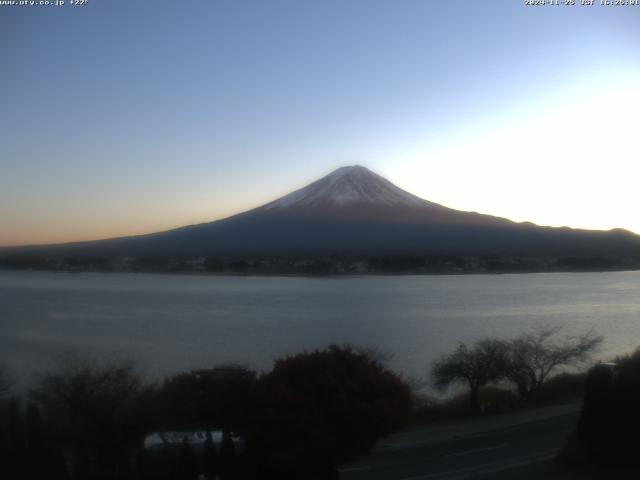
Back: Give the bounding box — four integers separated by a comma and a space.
2, 165, 640, 259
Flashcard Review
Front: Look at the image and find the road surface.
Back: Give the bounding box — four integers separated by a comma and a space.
339, 411, 579, 480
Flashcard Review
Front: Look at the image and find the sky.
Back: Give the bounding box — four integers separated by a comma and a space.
1, 0, 639, 246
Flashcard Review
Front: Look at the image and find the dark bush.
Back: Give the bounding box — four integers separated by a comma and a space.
533, 372, 586, 404
157, 365, 262, 434
577, 352, 640, 466
253, 345, 412, 478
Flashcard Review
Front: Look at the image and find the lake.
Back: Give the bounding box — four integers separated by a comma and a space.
1, 270, 639, 386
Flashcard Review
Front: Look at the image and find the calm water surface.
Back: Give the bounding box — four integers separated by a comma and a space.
1, 270, 639, 383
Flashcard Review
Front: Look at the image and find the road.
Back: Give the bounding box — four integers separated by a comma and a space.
339, 411, 579, 480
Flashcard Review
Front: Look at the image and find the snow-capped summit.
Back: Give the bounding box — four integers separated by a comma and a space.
262, 165, 445, 212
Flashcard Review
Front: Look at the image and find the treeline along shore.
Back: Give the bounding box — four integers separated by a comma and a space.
2, 253, 640, 275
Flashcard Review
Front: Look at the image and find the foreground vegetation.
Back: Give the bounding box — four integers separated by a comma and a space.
0, 327, 619, 479
563, 349, 640, 468
0, 346, 411, 480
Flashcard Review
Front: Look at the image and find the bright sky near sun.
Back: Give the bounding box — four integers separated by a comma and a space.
1, 0, 639, 246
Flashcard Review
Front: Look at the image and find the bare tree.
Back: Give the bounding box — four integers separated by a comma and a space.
30, 360, 155, 479
505, 326, 602, 400
431, 339, 509, 414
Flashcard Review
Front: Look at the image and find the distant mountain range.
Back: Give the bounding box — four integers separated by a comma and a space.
3, 165, 640, 260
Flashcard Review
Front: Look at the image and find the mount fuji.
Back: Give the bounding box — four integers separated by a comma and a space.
4, 165, 640, 258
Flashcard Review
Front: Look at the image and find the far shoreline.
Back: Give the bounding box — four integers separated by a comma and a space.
1, 265, 640, 279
